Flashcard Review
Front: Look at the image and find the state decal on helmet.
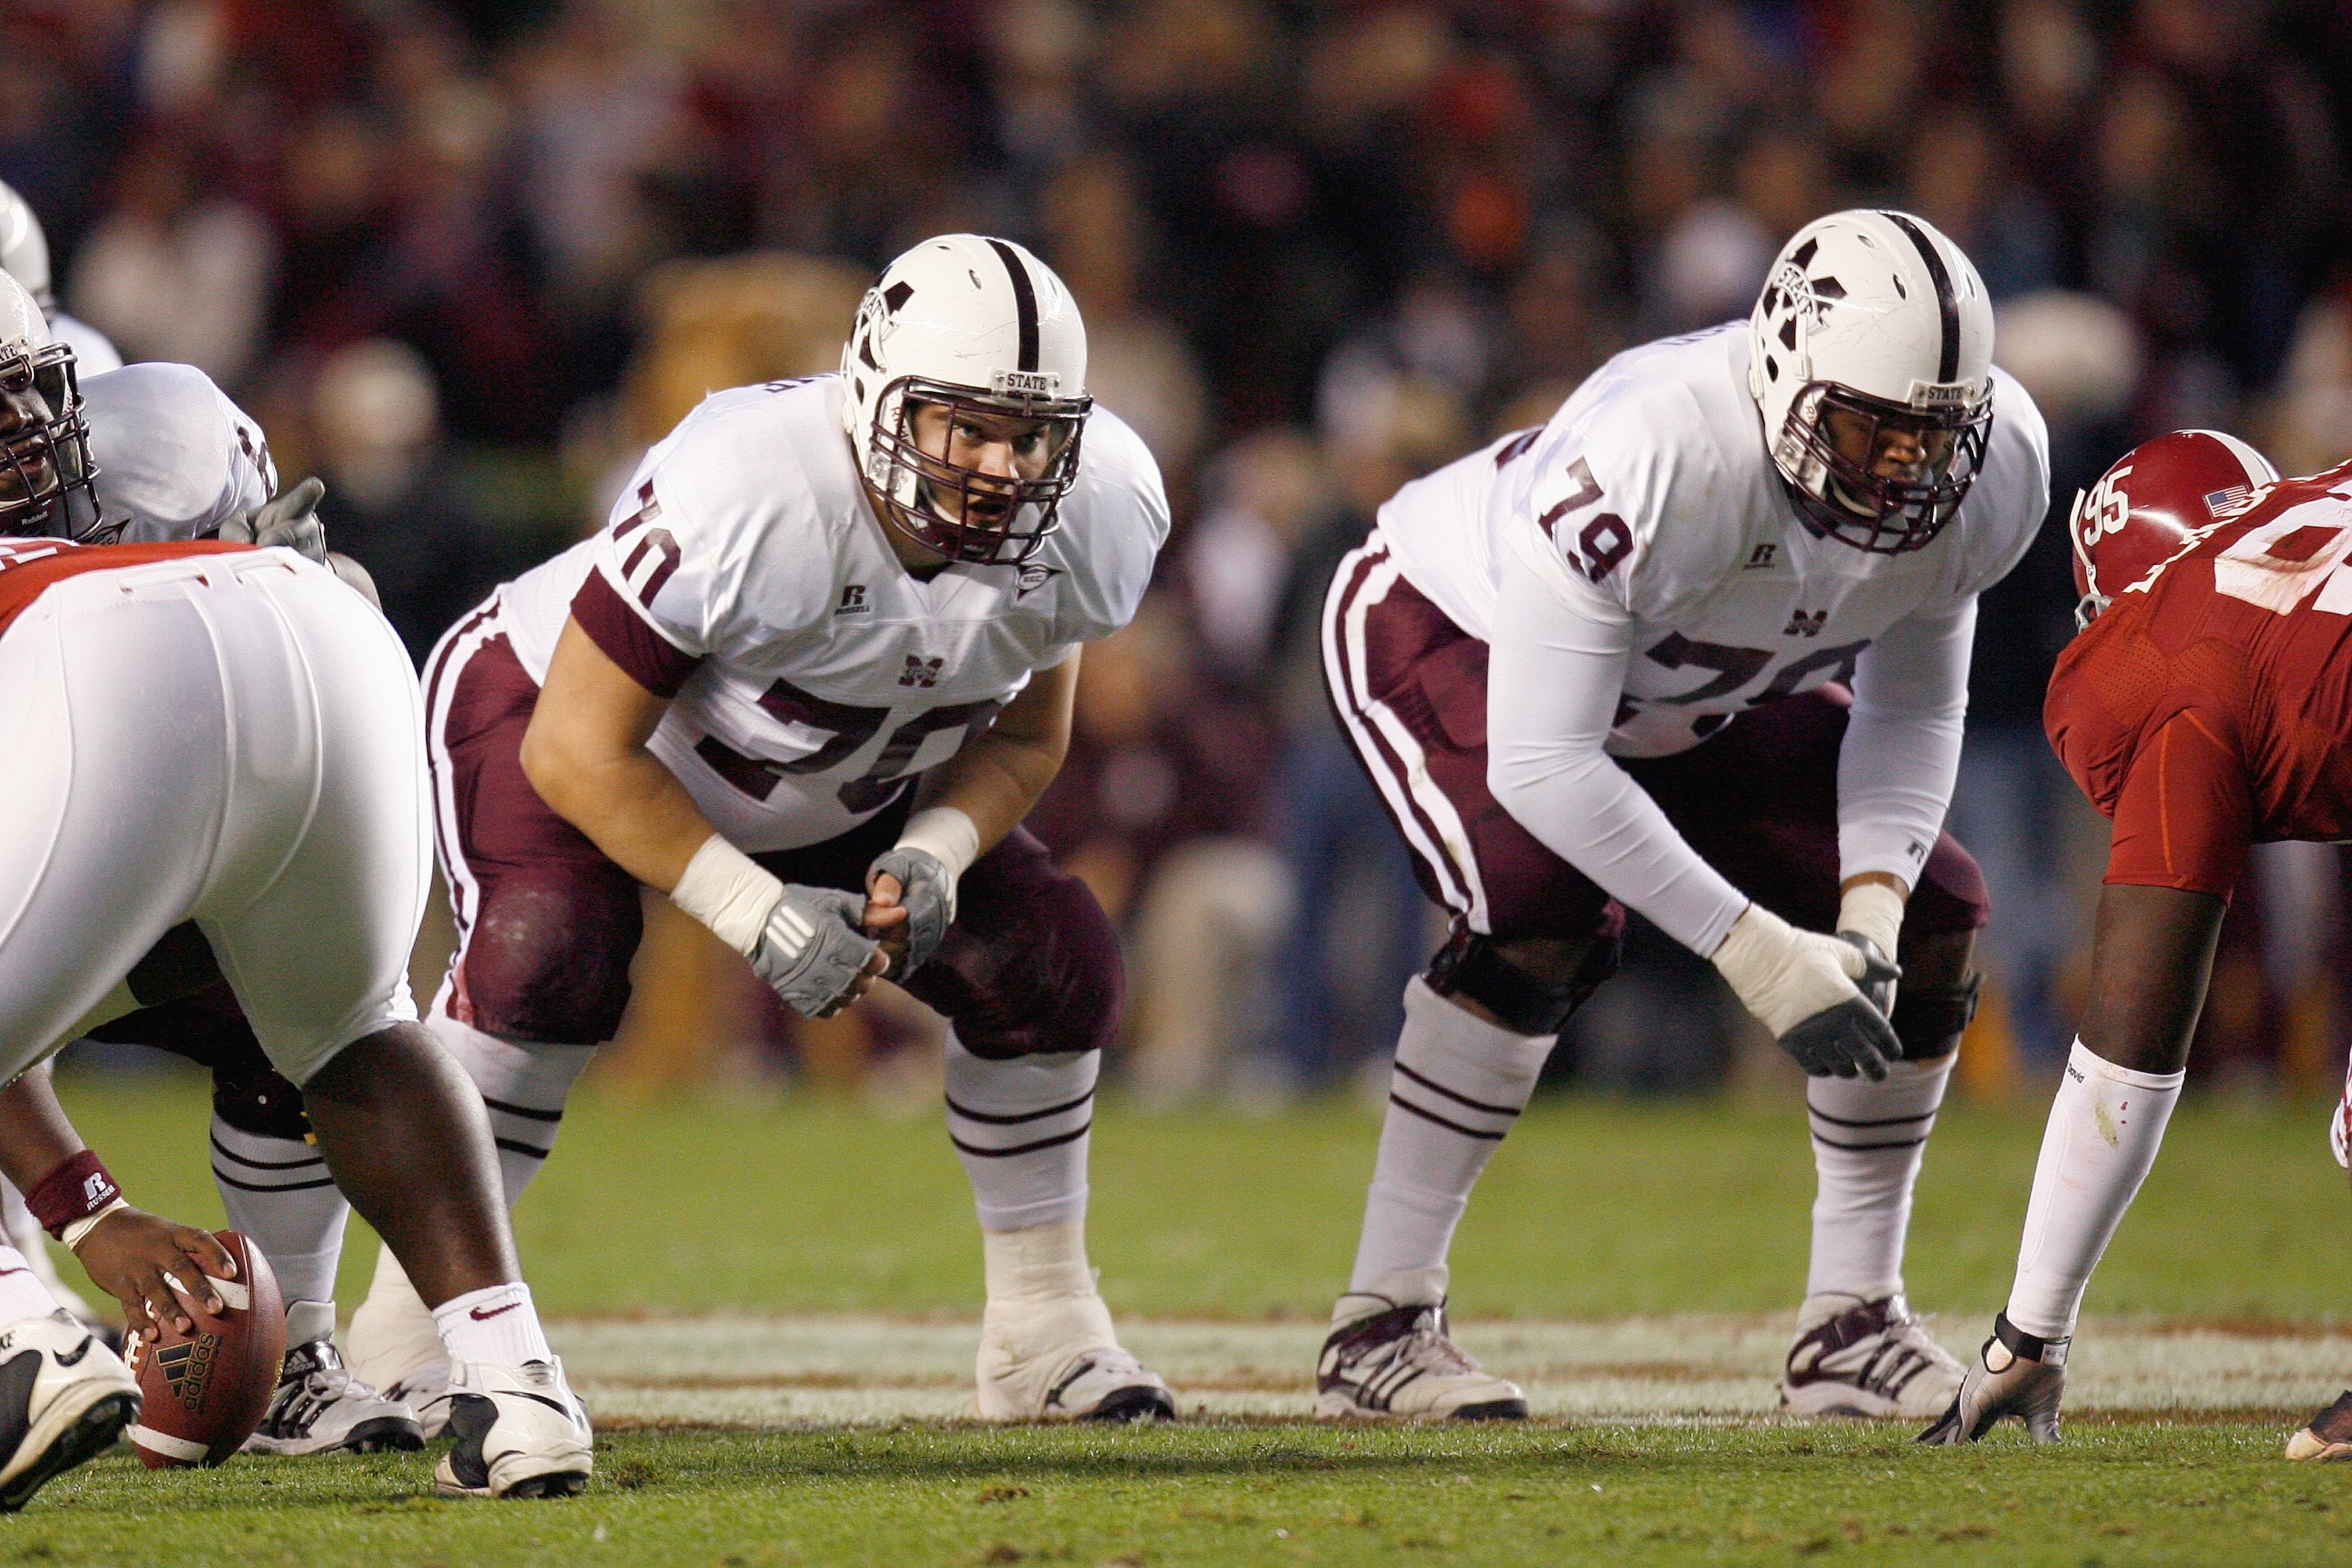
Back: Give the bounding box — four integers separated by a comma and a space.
2069, 428, 2279, 628
1749, 209, 1994, 554
0, 269, 97, 539
842, 234, 1090, 567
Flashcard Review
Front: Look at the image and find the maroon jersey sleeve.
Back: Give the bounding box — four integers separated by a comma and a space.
2102, 706, 2255, 897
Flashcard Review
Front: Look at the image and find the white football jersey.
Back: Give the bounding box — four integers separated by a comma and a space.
499, 374, 1169, 852
1377, 322, 2049, 758
81, 361, 275, 544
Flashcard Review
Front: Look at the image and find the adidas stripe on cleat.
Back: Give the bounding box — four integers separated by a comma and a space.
1316, 1295, 1527, 1421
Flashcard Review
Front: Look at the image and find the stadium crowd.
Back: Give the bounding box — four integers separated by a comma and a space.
11, 0, 2352, 1095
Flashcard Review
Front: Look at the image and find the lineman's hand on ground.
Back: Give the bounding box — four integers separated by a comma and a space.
75, 1211, 235, 1338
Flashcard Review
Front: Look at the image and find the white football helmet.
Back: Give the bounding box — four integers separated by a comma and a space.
1749, 209, 1994, 554
0, 271, 97, 538
0, 181, 51, 315
842, 234, 1089, 566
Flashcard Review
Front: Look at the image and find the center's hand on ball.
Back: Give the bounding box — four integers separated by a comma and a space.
77, 1210, 236, 1338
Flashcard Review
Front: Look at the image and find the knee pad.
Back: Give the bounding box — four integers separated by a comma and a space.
84, 983, 315, 1140
462, 867, 641, 1044
1891, 971, 1981, 1062
1424, 922, 1619, 1036
907, 864, 1123, 1061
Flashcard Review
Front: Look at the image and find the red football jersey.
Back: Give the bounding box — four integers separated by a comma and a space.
2046, 457, 2352, 897
0, 536, 253, 640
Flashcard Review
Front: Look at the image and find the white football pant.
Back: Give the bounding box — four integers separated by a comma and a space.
0, 552, 428, 1086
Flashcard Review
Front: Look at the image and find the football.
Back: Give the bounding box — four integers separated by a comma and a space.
121, 1230, 285, 1468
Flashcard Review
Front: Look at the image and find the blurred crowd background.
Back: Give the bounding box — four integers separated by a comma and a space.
15, 0, 2352, 1102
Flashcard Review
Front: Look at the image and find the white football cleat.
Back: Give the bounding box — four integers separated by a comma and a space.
2286, 1391, 2352, 1461
433, 1359, 593, 1499
243, 1336, 424, 1457
977, 1291, 1174, 1422
1917, 1314, 2066, 1444
0, 1312, 140, 1512
1315, 1289, 1528, 1421
1781, 1291, 1965, 1418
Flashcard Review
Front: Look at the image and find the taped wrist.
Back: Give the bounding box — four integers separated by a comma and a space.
671, 834, 785, 957
896, 807, 979, 882
1710, 902, 1864, 1037
26, 1150, 123, 1242
1836, 880, 1906, 959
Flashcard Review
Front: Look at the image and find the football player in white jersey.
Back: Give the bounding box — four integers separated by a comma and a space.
0, 179, 123, 375
342, 234, 1178, 1428
0, 278, 590, 1505
1316, 211, 2050, 1420
0, 271, 424, 1457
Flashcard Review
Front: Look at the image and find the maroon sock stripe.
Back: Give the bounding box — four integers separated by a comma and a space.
1387, 1093, 1507, 1142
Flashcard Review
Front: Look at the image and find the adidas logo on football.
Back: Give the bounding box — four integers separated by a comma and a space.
155, 1334, 222, 1412
898, 656, 944, 689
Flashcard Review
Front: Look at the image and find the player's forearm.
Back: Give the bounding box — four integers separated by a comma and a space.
1836, 602, 1972, 889
0, 1063, 88, 1195
522, 742, 717, 897
909, 726, 1066, 856
1487, 567, 1747, 955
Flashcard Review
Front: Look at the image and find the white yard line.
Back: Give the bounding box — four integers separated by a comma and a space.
546, 1316, 2352, 1428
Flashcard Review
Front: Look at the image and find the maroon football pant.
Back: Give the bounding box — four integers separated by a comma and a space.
1322, 538, 1990, 955
424, 615, 1122, 1058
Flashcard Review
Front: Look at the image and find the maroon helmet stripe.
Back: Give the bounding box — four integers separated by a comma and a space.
985, 238, 1039, 371
1883, 211, 1959, 383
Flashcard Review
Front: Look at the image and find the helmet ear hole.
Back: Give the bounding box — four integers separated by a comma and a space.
1765, 355, 1778, 381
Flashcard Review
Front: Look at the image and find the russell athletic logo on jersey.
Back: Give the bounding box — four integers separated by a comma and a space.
836, 583, 871, 616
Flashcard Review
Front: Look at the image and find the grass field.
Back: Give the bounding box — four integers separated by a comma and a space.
16, 1069, 2352, 1565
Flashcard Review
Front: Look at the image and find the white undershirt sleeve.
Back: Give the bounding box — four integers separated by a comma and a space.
1485, 553, 1751, 957
1837, 597, 1975, 890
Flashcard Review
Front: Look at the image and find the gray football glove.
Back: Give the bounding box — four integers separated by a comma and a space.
749, 885, 879, 1018
1778, 987, 1898, 1081
1918, 1314, 2066, 1446
1834, 931, 1901, 1020
217, 475, 328, 562
866, 846, 954, 978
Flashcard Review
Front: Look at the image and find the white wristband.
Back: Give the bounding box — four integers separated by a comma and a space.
1836, 879, 1906, 959
669, 834, 786, 958
895, 807, 981, 883
62, 1197, 128, 1253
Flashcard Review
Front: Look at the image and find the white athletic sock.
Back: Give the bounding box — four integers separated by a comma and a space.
944, 1034, 1095, 1232
2006, 1038, 2184, 1340
433, 1281, 552, 1368
0, 1246, 60, 1324
0, 1179, 65, 1297
428, 1011, 595, 1207
1347, 977, 1555, 1301
1804, 1054, 1956, 1300
209, 1118, 350, 1310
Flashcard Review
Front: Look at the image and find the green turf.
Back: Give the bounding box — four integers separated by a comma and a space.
9, 1421, 2351, 1567
49, 1069, 2352, 1322
30, 1071, 2352, 1565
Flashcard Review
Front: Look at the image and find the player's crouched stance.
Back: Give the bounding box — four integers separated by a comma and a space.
1318, 211, 2050, 1421
1921, 431, 2352, 1459
343, 236, 1174, 1426
0, 306, 587, 1502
